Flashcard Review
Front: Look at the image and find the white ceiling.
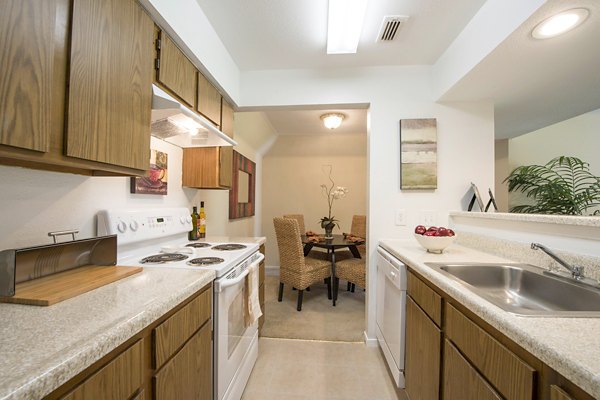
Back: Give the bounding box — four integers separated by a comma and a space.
194, 0, 487, 70
195, 0, 600, 139
263, 108, 368, 136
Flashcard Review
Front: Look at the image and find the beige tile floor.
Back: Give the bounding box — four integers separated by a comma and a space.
242, 338, 407, 400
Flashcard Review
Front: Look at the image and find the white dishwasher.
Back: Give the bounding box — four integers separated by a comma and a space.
376, 245, 407, 388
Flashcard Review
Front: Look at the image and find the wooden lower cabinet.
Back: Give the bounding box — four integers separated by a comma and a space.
405, 296, 441, 400
47, 284, 212, 400
443, 340, 501, 400
154, 322, 212, 400
405, 269, 596, 400
62, 340, 143, 400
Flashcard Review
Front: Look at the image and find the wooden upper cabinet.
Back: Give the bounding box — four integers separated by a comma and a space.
66, 0, 153, 171
221, 99, 234, 138
182, 147, 232, 189
0, 0, 56, 152
156, 33, 197, 107
197, 73, 222, 127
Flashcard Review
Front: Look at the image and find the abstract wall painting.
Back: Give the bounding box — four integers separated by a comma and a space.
400, 118, 437, 190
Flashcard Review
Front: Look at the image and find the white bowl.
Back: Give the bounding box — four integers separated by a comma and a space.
414, 233, 456, 253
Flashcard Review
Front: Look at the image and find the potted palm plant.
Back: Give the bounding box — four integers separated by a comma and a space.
504, 156, 600, 215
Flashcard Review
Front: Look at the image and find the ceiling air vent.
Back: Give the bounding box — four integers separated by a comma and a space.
377, 15, 409, 42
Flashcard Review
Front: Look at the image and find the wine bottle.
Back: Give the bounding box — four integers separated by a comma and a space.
199, 201, 206, 238
189, 206, 200, 240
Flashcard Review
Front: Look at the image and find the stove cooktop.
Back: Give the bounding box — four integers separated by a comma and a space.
140, 253, 189, 264
187, 257, 225, 266
212, 243, 247, 251
186, 242, 212, 248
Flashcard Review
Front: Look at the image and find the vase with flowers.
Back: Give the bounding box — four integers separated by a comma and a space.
319, 166, 348, 239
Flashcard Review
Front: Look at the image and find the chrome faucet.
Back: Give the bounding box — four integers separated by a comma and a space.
531, 243, 584, 280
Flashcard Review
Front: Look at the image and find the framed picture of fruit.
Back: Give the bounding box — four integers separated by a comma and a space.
400, 118, 437, 190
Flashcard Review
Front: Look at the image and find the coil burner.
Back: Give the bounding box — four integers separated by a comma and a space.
186, 243, 212, 248
187, 257, 225, 266
212, 244, 247, 251
140, 253, 188, 264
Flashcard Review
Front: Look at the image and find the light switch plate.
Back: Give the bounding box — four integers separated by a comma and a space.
395, 209, 406, 226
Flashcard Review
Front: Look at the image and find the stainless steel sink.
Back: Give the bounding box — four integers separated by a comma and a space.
425, 263, 600, 317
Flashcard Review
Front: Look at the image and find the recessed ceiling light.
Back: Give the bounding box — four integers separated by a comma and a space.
327, 0, 369, 54
321, 113, 345, 129
532, 8, 589, 39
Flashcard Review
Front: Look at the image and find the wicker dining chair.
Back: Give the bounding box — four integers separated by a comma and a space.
351, 215, 366, 239
335, 257, 366, 298
283, 214, 306, 235
273, 217, 332, 311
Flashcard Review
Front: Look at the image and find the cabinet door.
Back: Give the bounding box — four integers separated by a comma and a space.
550, 386, 575, 400
154, 322, 212, 400
62, 340, 143, 400
220, 99, 234, 137
405, 296, 441, 400
157, 34, 197, 107
443, 339, 502, 400
0, 0, 56, 152
67, 0, 153, 170
219, 146, 233, 188
197, 73, 222, 127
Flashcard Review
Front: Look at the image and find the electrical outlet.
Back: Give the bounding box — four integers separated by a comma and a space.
395, 209, 406, 226
421, 210, 436, 226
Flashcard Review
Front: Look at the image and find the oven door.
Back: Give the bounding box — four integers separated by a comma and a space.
214, 252, 263, 400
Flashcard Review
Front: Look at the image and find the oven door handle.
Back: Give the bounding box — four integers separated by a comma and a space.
216, 253, 265, 292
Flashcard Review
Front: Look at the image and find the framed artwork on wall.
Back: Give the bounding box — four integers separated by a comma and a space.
229, 151, 256, 219
400, 118, 437, 190
130, 149, 168, 195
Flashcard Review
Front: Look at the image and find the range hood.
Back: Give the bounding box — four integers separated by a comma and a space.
151, 84, 237, 147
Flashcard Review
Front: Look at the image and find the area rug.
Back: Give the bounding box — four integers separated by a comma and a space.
260, 275, 365, 342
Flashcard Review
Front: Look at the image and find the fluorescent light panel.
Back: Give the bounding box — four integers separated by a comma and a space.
327, 0, 369, 54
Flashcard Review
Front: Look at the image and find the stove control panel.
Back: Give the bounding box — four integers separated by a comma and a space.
97, 207, 192, 245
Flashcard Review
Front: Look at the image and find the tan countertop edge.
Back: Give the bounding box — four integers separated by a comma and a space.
0, 268, 215, 400
450, 211, 600, 228
379, 239, 600, 399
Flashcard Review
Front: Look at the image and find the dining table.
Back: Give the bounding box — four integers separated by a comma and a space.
301, 234, 364, 306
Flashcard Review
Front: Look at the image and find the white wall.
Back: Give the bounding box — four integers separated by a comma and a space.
239, 65, 496, 341
0, 137, 195, 249
262, 134, 367, 266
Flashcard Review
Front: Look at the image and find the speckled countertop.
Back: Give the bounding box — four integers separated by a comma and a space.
379, 239, 600, 399
0, 268, 215, 400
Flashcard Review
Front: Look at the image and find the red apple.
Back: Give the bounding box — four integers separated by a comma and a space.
447, 229, 456, 237
426, 226, 438, 232
424, 230, 437, 236
414, 225, 427, 235
437, 227, 448, 236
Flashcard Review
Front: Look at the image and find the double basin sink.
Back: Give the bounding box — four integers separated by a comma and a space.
425, 262, 600, 317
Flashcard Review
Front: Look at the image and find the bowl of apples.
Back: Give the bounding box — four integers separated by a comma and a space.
414, 225, 456, 253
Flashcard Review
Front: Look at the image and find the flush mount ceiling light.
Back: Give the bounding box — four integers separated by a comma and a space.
321, 113, 345, 129
327, 0, 369, 54
532, 8, 589, 39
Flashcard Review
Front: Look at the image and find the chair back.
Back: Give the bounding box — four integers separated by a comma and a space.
273, 217, 306, 272
283, 214, 306, 234
351, 215, 366, 238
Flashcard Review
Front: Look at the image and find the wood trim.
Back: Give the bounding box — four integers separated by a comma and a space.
405, 296, 441, 400
445, 303, 536, 400
153, 322, 212, 400
443, 339, 502, 400
153, 286, 211, 369
407, 271, 442, 326
229, 151, 256, 219
550, 385, 575, 400
62, 340, 143, 400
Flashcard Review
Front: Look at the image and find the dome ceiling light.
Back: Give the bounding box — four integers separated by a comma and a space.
321, 113, 345, 130
532, 8, 589, 39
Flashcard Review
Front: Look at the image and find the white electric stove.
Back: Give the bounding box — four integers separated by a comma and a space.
97, 207, 262, 400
